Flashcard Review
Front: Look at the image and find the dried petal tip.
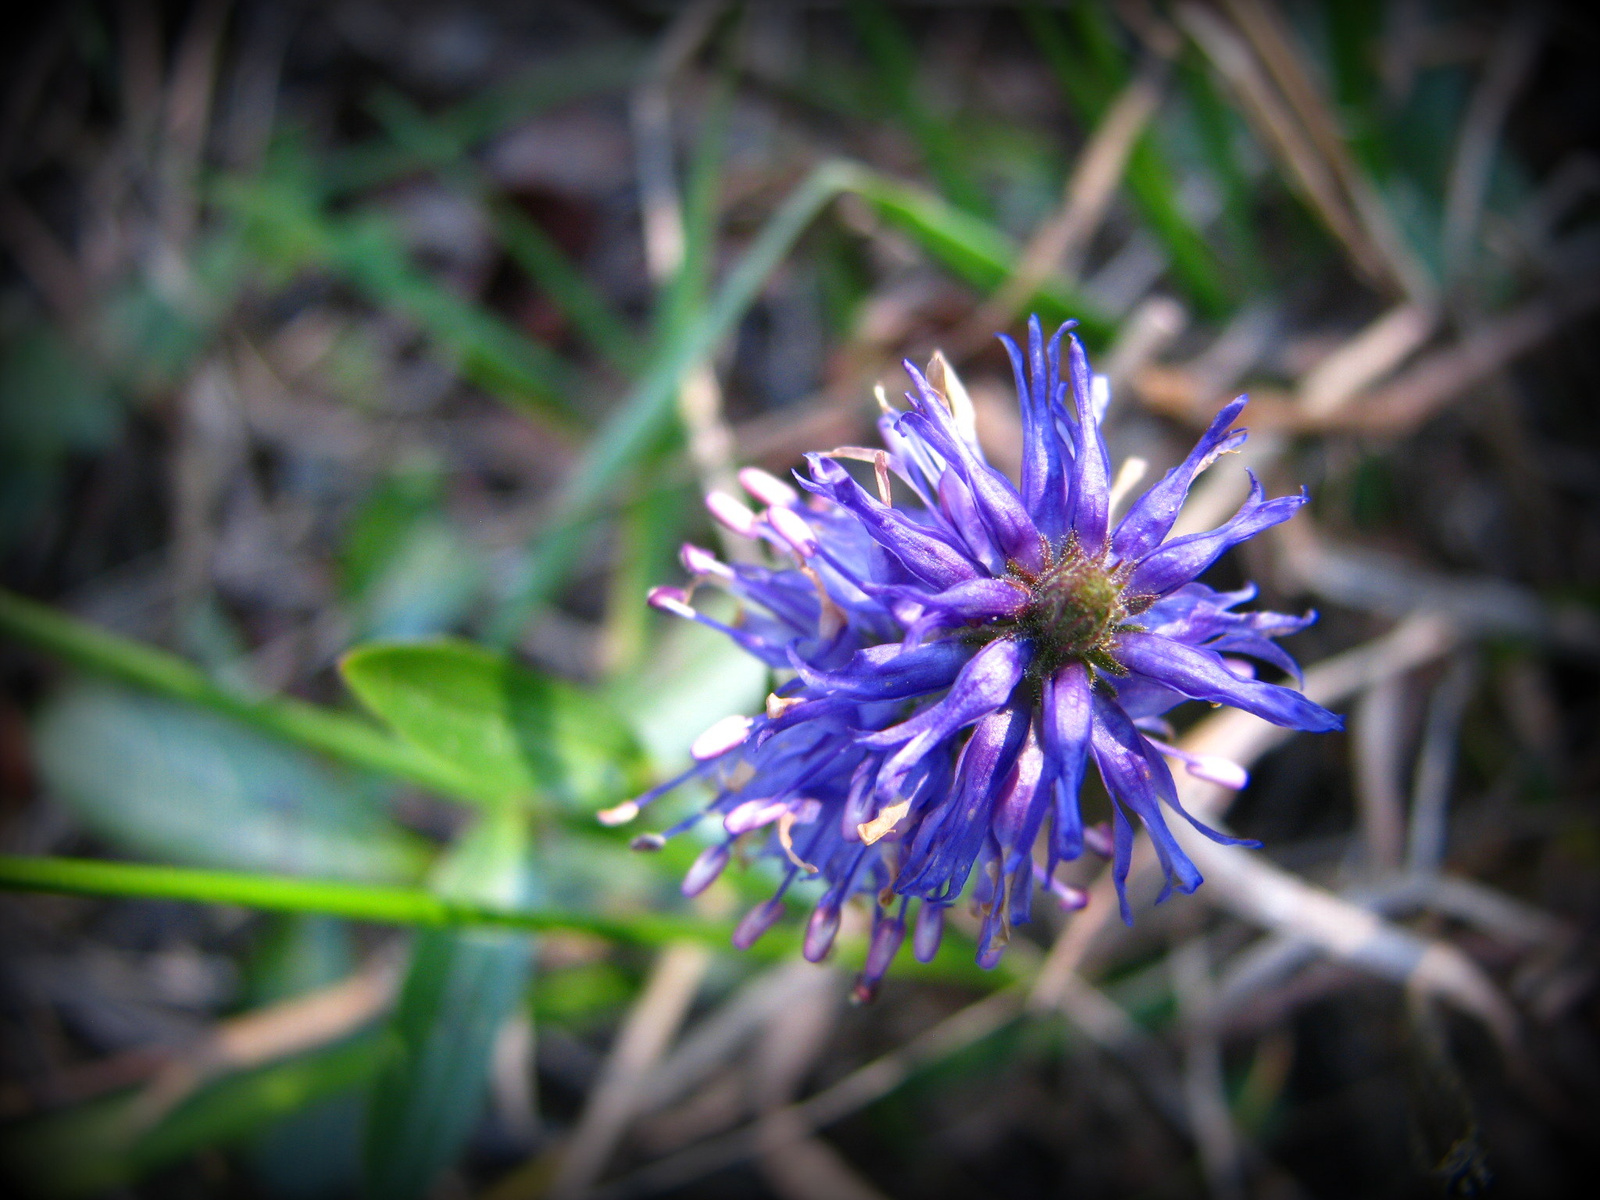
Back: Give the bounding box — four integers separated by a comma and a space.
738, 466, 798, 507
630, 833, 667, 851
691, 714, 754, 761
597, 800, 639, 827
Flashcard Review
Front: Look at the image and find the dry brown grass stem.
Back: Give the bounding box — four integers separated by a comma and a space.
546, 941, 712, 1200
955, 60, 1168, 350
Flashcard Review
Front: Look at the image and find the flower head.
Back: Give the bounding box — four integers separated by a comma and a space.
609, 318, 1339, 999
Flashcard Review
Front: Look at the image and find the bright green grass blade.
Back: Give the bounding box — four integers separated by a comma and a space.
0, 853, 726, 945
0, 854, 1012, 988
847, 170, 1114, 339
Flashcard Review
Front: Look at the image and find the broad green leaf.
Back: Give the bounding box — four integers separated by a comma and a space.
32, 683, 430, 882
340, 640, 647, 809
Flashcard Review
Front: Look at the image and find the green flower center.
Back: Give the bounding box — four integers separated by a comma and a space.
975, 537, 1151, 678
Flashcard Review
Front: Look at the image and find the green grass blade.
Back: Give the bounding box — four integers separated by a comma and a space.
847, 0, 990, 216
0, 854, 1011, 987
484, 160, 862, 640
324, 43, 646, 196
364, 810, 535, 1200
0, 853, 718, 945
363, 86, 640, 372
1024, 4, 1235, 316
848, 170, 1115, 340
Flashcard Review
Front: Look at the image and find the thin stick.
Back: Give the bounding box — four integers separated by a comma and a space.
548, 942, 713, 1200
592, 987, 1024, 1200
1174, 940, 1244, 1200
1352, 674, 1411, 873
1405, 654, 1478, 875
958, 60, 1166, 345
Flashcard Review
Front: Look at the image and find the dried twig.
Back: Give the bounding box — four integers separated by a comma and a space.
1174, 939, 1244, 1200
752, 967, 886, 1200
1351, 674, 1412, 873
592, 987, 1024, 1200
125, 954, 401, 1133
1220, 0, 1432, 303
1296, 303, 1437, 420
956, 60, 1167, 348
1405, 654, 1479, 875
547, 942, 712, 1200
1177, 4, 1388, 292
1274, 519, 1600, 657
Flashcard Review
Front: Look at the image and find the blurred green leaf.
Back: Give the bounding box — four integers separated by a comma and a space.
0, 587, 499, 804
32, 683, 430, 882
363, 808, 535, 1200
364, 928, 530, 1200
340, 639, 648, 810
0, 324, 122, 547
0, 1031, 387, 1198
338, 461, 447, 599
246, 916, 358, 1008
352, 520, 487, 643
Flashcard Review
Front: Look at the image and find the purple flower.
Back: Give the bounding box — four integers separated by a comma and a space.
604, 318, 1339, 999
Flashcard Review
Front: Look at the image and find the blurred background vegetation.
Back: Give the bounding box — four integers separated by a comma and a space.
1, 2, 1597, 1197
